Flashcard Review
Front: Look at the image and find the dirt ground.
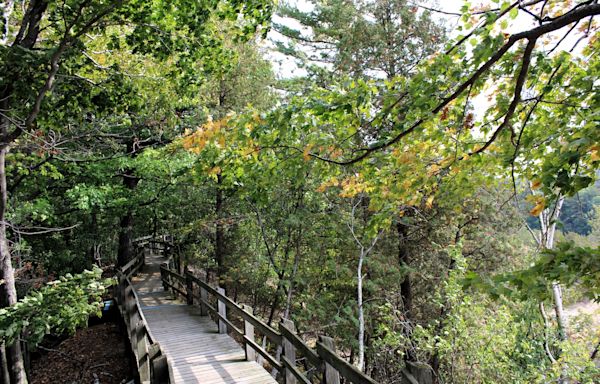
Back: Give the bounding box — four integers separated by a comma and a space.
565, 299, 600, 326
29, 322, 133, 384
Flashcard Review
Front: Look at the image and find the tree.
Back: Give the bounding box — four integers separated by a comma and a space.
0, 1, 272, 382
274, 0, 444, 83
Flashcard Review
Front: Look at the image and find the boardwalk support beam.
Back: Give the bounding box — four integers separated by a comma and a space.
242, 304, 256, 361
281, 319, 297, 384
217, 287, 227, 334
185, 272, 194, 305
319, 336, 340, 384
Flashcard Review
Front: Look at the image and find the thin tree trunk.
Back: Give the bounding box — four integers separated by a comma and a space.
0, 0, 15, 45
117, 170, 138, 266
544, 197, 568, 342
357, 246, 365, 372
539, 302, 557, 363
552, 283, 568, 342
215, 172, 225, 282
117, 141, 140, 267
539, 196, 568, 383
1, 342, 10, 384
267, 275, 284, 326
397, 222, 412, 318
0, 148, 27, 384
282, 241, 300, 320
348, 197, 379, 372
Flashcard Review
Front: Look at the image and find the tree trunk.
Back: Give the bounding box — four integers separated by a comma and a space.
396, 220, 419, 370
539, 196, 568, 383
543, 197, 567, 342
0, 148, 27, 384
282, 235, 301, 320
267, 274, 284, 326
396, 222, 412, 318
552, 283, 567, 342
1, 343, 10, 384
215, 172, 225, 281
357, 246, 365, 372
117, 164, 139, 267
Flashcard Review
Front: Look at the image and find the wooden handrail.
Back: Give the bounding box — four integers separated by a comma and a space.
123, 274, 160, 346
121, 257, 139, 278
158, 257, 381, 384
187, 273, 282, 344
316, 341, 378, 384
279, 322, 321, 368
281, 356, 312, 384
116, 249, 170, 383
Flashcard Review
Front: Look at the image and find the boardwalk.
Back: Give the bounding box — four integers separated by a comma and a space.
132, 252, 278, 384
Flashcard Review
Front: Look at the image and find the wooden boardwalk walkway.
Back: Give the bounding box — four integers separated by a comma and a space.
132, 252, 278, 384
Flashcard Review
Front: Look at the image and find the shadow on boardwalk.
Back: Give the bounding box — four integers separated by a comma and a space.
131, 253, 277, 384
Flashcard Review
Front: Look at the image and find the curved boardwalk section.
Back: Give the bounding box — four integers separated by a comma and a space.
132, 253, 277, 384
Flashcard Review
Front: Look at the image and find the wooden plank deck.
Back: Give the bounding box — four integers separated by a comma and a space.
132, 253, 278, 384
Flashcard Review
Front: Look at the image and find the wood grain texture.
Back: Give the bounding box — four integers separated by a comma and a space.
132, 252, 277, 384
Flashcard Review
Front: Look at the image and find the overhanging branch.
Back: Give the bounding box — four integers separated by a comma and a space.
311, 2, 600, 165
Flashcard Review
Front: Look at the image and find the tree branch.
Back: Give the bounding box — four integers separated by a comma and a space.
310, 3, 600, 165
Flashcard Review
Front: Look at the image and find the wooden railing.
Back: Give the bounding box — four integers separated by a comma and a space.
115, 240, 170, 384
159, 258, 384, 384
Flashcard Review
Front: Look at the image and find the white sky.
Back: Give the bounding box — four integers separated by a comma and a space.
265, 0, 585, 79
266, 1, 470, 77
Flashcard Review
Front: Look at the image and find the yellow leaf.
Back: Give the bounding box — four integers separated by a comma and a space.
427, 164, 440, 176
208, 166, 221, 175
397, 151, 415, 164
530, 200, 546, 216
316, 183, 328, 193
425, 195, 434, 209
591, 150, 599, 162
440, 156, 454, 168
531, 180, 542, 190
303, 144, 313, 162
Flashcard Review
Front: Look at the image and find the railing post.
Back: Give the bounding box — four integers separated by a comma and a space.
242, 305, 256, 361
199, 283, 208, 316
217, 287, 227, 334
160, 265, 168, 292
118, 275, 125, 309
319, 336, 340, 384
185, 271, 194, 305
125, 287, 136, 346
137, 323, 150, 382
151, 354, 169, 384
281, 319, 297, 384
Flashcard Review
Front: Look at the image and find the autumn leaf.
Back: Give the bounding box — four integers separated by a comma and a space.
425, 195, 435, 209
427, 164, 440, 176
440, 106, 449, 121
303, 144, 314, 162
531, 180, 542, 190
208, 166, 221, 175
530, 199, 546, 216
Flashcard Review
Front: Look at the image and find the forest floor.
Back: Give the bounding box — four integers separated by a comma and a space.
565, 300, 600, 328
30, 322, 133, 384
564, 299, 600, 356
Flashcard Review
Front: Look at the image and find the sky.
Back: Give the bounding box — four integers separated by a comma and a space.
265, 0, 586, 79
266, 0, 469, 77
